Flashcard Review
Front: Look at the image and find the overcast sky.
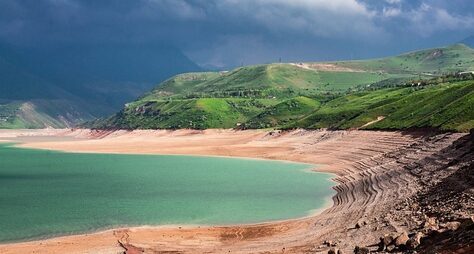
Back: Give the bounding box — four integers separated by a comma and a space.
0, 0, 473, 68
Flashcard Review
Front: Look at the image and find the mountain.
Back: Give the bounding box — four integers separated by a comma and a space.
0, 43, 202, 128
0, 54, 93, 128
90, 44, 474, 132
0, 100, 94, 129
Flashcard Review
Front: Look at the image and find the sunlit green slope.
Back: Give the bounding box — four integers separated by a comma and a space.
90, 44, 474, 132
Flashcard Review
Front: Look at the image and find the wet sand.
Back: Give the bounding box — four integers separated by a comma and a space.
0, 129, 466, 253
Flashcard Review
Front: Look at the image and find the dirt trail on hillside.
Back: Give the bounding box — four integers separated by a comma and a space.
0, 129, 471, 254
359, 116, 385, 128
290, 63, 365, 72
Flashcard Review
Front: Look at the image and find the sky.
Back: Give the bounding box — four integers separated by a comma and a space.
0, 0, 473, 69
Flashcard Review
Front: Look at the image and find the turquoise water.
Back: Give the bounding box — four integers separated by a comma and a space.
0, 144, 334, 243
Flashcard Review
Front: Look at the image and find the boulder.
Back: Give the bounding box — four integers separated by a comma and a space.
424, 217, 437, 227
353, 246, 369, 254
378, 233, 400, 251
394, 231, 409, 247
386, 244, 396, 252
443, 221, 461, 231
423, 217, 439, 232
406, 232, 424, 250
328, 248, 337, 254
382, 234, 395, 246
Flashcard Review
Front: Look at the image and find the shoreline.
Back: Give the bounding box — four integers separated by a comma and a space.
6, 129, 351, 175
0, 128, 467, 253
0, 196, 336, 247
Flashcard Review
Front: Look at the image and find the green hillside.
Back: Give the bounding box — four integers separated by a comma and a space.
91, 98, 279, 129
143, 64, 406, 100
143, 44, 474, 99
0, 100, 94, 129
293, 80, 474, 132
244, 96, 321, 129
90, 44, 474, 132
333, 43, 474, 74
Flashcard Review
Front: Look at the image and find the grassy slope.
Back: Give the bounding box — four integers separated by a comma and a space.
0, 98, 100, 129
244, 96, 321, 129
144, 64, 397, 99
93, 98, 280, 129
333, 44, 474, 74
146, 44, 474, 99
366, 82, 474, 131
93, 44, 474, 132
294, 81, 474, 132
0, 100, 82, 129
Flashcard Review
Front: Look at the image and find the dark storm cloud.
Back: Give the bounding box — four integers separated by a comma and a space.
0, 0, 473, 68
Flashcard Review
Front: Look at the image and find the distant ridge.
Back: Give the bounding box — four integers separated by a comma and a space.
0, 43, 202, 129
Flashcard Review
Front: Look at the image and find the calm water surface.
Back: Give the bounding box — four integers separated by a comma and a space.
0, 144, 334, 242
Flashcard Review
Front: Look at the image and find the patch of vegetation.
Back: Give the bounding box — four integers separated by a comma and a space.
90, 98, 280, 129
243, 96, 320, 129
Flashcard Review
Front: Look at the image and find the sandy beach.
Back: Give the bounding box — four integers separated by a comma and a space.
0, 128, 468, 253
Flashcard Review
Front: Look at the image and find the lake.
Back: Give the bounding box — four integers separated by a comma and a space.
0, 143, 334, 243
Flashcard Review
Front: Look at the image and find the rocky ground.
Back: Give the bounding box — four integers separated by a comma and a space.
321, 131, 474, 254
389, 131, 473, 253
